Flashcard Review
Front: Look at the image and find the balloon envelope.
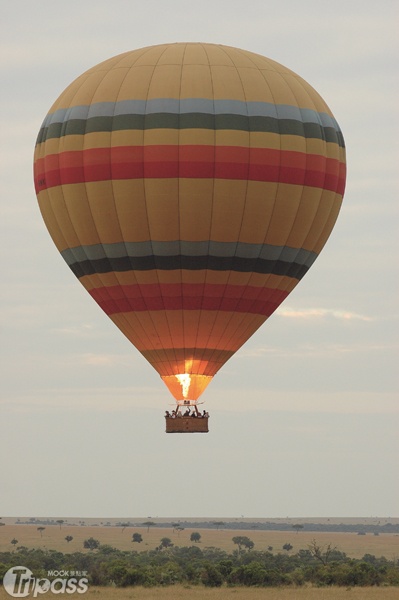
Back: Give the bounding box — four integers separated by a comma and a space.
34, 43, 346, 402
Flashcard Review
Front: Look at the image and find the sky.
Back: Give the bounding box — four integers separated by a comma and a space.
1, 0, 398, 520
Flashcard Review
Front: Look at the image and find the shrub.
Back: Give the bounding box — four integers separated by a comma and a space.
201, 563, 223, 587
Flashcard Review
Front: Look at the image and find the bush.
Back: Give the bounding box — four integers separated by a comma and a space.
201, 563, 223, 587
0, 542, 398, 589
229, 562, 267, 586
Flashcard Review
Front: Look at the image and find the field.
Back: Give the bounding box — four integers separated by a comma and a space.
1, 519, 398, 598
1, 522, 398, 560
1, 585, 399, 600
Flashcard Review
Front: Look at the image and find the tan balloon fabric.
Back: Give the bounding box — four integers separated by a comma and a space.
34, 43, 346, 401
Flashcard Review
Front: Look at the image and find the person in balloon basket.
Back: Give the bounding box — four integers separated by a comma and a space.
166, 410, 178, 418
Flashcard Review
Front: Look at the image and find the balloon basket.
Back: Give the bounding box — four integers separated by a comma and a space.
165, 416, 209, 433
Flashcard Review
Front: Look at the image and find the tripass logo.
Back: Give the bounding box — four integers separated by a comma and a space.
3, 565, 88, 597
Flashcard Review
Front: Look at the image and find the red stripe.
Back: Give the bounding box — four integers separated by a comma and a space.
34, 145, 346, 195
88, 283, 289, 316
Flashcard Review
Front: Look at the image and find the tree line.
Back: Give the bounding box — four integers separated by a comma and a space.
1, 538, 398, 588
11, 518, 399, 534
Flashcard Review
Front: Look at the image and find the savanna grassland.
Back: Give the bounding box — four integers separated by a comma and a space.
1, 519, 398, 598
1, 584, 399, 599
1, 521, 398, 559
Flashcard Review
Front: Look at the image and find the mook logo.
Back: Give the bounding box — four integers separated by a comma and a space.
3, 566, 88, 597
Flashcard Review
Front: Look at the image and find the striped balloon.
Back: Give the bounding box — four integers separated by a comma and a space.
34, 43, 346, 403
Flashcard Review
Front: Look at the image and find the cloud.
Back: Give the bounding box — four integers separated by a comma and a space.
276, 307, 372, 322
214, 389, 399, 416
0, 385, 161, 414
51, 324, 97, 337
79, 353, 119, 366
239, 341, 397, 361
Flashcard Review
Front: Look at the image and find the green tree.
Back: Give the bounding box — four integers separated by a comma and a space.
132, 533, 143, 543
201, 563, 223, 587
212, 521, 225, 530
307, 539, 337, 565
190, 532, 201, 543
292, 523, 304, 534
83, 537, 100, 551
159, 537, 173, 549
65, 535, 73, 543
11, 538, 18, 550
56, 519, 65, 530
282, 543, 293, 552
142, 521, 155, 533
229, 562, 268, 586
37, 527, 45, 537
232, 536, 254, 553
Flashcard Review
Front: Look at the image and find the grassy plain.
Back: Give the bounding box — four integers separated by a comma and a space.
1, 524, 398, 560
1, 585, 399, 600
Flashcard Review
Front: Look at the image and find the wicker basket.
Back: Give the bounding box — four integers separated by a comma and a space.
165, 416, 209, 433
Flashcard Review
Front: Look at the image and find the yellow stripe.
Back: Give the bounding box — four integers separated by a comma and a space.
109, 309, 267, 352
38, 179, 342, 250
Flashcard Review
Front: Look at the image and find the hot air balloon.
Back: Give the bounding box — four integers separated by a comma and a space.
34, 43, 346, 433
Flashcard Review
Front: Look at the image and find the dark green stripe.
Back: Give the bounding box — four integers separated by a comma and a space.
37, 113, 344, 147
141, 348, 234, 363
67, 254, 309, 280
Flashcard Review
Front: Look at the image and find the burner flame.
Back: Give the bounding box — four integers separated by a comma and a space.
175, 373, 191, 398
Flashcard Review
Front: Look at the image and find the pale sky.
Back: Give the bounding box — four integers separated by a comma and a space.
1, 0, 398, 519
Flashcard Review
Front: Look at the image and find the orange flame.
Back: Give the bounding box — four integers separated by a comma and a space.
161, 374, 213, 401
175, 373, 191, 398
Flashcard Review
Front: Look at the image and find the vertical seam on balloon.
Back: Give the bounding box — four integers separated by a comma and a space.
141, 45, 179, 376
308, 190, 343, 258
218, 62, 319, 357
278, 72, 317, 284
47, 74, 132, 344
54, 75, 105, 297
192, 43, 220, 377
205, 45, 255, 362
158, 44, 184, 376
111, 46, 151, 70
178, 43, 187, 375
78, 68, 149, 347
58, 74, 112, 311
211, 55, 290, 347
133, 44, 183, 373
204, 48, 263, 358
293, 77, 339, 260
214, 63, 290, 349
107, 52, 154, 352
303, 97, 345, 257
36, 93, 72, 268
214, 49, 281, 358
195, 45, 237, 368
81, 69, 131, 325
87, 48, 163, 358
55, 75, 92, 261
